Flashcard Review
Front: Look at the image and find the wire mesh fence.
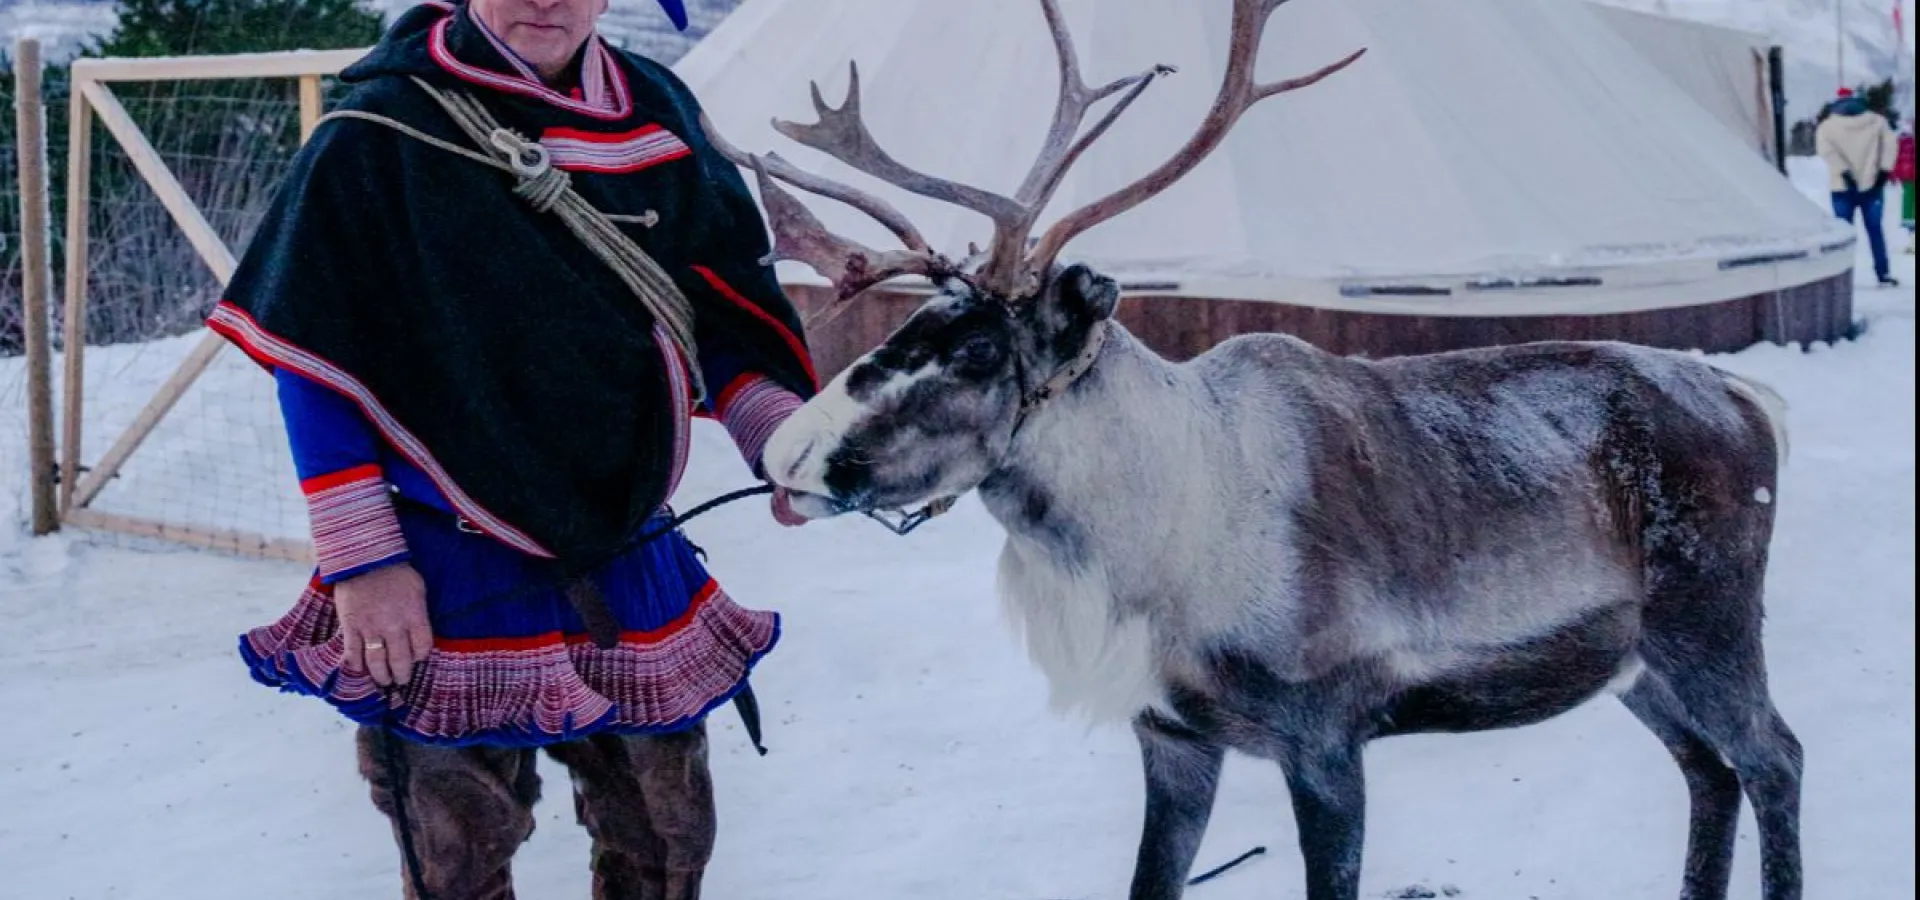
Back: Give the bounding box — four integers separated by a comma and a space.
6, 69, 360, 554
78, 76, 362, 550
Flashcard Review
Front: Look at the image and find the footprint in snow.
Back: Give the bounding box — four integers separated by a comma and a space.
1385, 885, 1464, 899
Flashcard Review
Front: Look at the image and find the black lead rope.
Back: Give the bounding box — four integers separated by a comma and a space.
1036, 846, 1268, 899
1186, 845, 1267, 886
379, 723, 435, 900
409, 483, 777, 631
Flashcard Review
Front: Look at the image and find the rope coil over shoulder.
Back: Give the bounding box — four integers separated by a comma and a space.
316, 77, 706, 401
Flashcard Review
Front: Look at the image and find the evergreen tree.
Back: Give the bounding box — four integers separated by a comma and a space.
94, 0, 384, 58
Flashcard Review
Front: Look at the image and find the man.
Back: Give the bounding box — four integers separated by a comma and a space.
208, 0, 819, 896
1817, 87, 1901, 286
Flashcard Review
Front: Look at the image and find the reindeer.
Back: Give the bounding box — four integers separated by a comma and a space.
705, 2, 1805, 897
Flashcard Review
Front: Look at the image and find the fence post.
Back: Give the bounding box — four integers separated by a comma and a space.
59, 70, 92, 515
13, 39, 57, 534
298, 74, 321, 142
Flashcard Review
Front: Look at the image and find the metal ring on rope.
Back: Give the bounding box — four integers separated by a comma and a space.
488, 128, 570, 213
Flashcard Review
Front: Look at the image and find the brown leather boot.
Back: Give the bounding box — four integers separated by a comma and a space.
357, 727, 541, 900
546, 724, 716, 900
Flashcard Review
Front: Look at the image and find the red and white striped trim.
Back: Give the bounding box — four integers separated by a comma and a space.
689, 265, 819, 390
302, 464, 409, 579
241, 576, 781, 742
426, 6, 631, 120
209, 301, 554, 559
716, 375, 804, 475
540, 125, 691, 174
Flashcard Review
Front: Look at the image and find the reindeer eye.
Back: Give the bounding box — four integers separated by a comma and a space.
953, 334, 1002, 370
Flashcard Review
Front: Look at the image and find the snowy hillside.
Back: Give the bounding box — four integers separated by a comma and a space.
0, 0, 115, 62
0, 0, 737, 63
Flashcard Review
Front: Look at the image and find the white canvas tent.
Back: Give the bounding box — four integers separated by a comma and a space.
676, 0, 1852, 318
1587, 2, 1779, 161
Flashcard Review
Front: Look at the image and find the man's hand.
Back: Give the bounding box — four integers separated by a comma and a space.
1843, 170, 1862, 194
334, 562, 433, 688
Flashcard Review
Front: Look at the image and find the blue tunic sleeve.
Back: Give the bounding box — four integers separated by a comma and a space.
275, 368, 412, 583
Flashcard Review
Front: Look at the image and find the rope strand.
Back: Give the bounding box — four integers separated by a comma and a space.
314, 79, 709, 401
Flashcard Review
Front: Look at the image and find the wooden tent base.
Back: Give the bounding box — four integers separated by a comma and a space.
788, 271, 1854, 378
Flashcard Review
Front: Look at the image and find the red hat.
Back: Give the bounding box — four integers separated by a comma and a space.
1837, 87, 1855, 98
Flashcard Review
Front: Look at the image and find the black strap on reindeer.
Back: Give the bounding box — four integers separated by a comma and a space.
863, 319, 1111, 536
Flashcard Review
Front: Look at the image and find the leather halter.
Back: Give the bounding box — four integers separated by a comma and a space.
863, 320, 1110, 535
1011, 319, 1110, 437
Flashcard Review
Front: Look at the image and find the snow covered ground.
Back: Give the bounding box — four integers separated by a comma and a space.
0, 179, 1913, 898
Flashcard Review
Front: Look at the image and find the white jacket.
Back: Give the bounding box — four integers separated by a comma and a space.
1817, 109, 1899, 193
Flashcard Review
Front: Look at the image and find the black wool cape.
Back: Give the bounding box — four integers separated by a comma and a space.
211, 4, 817, 567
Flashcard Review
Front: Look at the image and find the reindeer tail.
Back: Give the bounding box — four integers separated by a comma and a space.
1717, 369, 1791, 467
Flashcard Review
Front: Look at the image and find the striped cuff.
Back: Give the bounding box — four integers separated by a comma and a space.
302, 464, 411, 583
716, 375, 805, 477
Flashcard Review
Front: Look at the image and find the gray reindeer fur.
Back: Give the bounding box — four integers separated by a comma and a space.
764, 265, 1803, 900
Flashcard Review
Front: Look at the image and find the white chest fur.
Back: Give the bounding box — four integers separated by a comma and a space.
996, 540, 1165, 725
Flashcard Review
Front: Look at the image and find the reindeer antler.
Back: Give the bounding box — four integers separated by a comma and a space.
701, 112, 932, 254
775, 61, 1029, 230
1028, 0, 1366, 274
747, 156, 953, 329
763, 56, 1165, 299
973, 0, 1178, 295
702, 112, 956, 327
716, 0, 1362, 313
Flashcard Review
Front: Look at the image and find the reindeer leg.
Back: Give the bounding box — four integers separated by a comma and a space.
1738, 708, 1805, 900
1657, 667, 1803, 900
1128, 712, 1225, 900
1640, 524, 1803, 900
1620, 673, 1743, 900
1681, 695, 1804, 900
1278, 737, 1366, 900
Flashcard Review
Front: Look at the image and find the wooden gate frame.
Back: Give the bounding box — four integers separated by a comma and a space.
56, 48, 367, 562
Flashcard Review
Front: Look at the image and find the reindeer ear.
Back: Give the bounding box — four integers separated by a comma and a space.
1056, 264, 1120, 323
1026, 264, 1118, 362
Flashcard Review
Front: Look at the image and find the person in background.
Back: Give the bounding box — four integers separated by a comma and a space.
1817, 87, 1901, 286
206, 0, 822, 897
1896, 121, 1915, 255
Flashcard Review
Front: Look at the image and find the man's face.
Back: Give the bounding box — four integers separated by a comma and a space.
470, 0, 610, 81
